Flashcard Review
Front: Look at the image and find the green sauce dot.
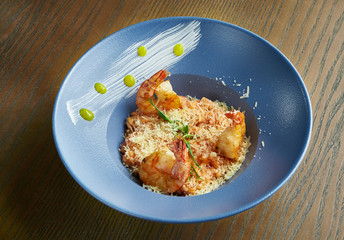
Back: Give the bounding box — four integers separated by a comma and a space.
137, 46, 147, 57
79, 108, 94, 121
94, 83, 107, 94
124, 75, 135, 87
173, 43, 184, 56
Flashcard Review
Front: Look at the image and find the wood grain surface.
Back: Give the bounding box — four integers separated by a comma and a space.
0, 0, 343, 239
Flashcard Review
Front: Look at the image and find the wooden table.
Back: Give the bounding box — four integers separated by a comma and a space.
1, 0, 343, 239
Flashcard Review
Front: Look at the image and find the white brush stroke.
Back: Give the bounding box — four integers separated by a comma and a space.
66, 20, 201, 124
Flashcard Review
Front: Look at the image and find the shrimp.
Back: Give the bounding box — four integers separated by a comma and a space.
216, 110, 246, 160
138, 138, 190, 194
136, 70, 181, 115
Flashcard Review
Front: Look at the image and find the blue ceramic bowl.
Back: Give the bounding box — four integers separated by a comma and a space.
53, 17, 312, 223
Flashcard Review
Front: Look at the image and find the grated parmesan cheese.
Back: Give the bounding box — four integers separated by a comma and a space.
120, 97, 251, 196
240, 86, 250, 99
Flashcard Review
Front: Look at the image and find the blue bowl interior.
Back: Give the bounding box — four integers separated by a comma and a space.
53, 17, 312, 223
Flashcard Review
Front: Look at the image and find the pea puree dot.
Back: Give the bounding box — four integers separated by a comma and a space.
79, 108, 94, 121
94, 83, 107, 94
173, 43, 184, 56
124, 75, 135, 87
137, 46, 147, 57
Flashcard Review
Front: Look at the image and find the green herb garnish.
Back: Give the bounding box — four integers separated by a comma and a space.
148, 99, 174, 123
184, 139, 200, 168
149, 98, 201, 179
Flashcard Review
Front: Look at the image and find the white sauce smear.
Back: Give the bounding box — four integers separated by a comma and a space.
67, 21, 202, 124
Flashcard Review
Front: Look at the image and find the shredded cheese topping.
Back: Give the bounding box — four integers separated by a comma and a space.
120, 97, 250, 196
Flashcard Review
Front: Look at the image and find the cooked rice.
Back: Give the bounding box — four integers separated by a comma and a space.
120, 97, 250, 196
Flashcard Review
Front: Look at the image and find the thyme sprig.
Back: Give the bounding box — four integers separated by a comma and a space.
148, 99, 201, 179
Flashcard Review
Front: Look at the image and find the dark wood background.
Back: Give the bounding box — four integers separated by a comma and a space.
1, 0, 343, 239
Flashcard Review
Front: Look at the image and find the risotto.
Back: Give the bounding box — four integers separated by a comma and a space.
120, 70, 250, 196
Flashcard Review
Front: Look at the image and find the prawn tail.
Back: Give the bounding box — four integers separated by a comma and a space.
171, 139, 190, 182
136, 70, 168, 115
149, 69, 168, 85
225, 110, 245, 126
